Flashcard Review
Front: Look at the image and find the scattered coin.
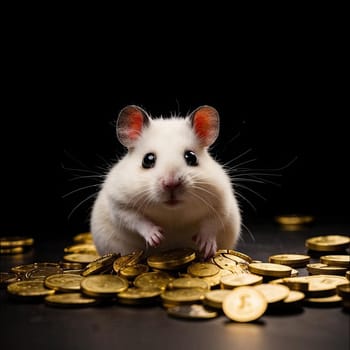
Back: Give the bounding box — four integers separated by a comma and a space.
220, 273, 263, 289
222, 286, 268, 322
45, 293, 99, 307
305, 235, 350, 251
73, 232, 94, 244
63, 253, 100, 264
248, 262, 292, 278
306, 263, 347, 275
117, 287, 162, 305
336, 283, 350, 299
268, 254, 310, 268
169, 277, 209, 290
0, 236, 34, 248
44, 273, 83, 292
7, 280, 55, 298
254, 283, 290, 303
133, 271, 173, 290
320, 255, 350, 268
275, 214, 314, 226
81, 275, 129, 297
161, 288, 207, 306
187, 262, 220, 277
204, 289, 233, 309
167, 304, 218, 319
147, 248, 196, 270
0, 272, 19, 288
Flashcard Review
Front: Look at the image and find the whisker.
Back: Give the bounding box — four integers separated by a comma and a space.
189, 190, 226, 233
62, 184, 101, 199
234, 191, 257, 211
234, 184, 267, 201
222, 148, 253, 167
68, 174, 105, 182
67, 192, 98, 220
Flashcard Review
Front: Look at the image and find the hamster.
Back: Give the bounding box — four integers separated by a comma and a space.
90, 105, 241, 259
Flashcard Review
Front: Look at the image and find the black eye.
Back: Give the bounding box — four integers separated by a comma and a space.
184, 150, 198, 166
142, 153, 156, 169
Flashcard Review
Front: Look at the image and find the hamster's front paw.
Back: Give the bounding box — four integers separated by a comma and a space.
192, 233, 217, 260
143, 226, 165, 248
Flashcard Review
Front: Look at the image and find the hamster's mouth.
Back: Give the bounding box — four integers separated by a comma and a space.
164, 198, 182, 206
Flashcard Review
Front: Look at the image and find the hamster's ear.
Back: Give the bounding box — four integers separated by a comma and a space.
117, 105, 150, 148
190, 105, 220, 147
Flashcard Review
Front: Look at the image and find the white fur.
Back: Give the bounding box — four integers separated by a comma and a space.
90, 112, 241, 258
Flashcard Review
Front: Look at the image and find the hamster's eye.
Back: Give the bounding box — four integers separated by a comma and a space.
142, 153, 156, 169
184, 150, 198, 166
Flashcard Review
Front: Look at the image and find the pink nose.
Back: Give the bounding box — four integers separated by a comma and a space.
162, 179, 182, 191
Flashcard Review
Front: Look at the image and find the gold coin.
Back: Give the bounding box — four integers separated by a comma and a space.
248, 262, 292, 277
215, 249, 252, 263
64, 243, 97, 254
81, 275, 128, 297
222, 286, 268, 322
204, 289, 233, 309
212, 255, 239, 273
220, 273, 263, 289
11, 262, 60, 275
187, 262, 220, 277
7, 280, 55, 298
0, 236, 34, 247
305, 235, 350, 251
274, 214, 314, 226
119, 264, 149, 280
304, 294, 343, 306
0, 247, 25, 254
200, 268, 233, 288
113, 250, 144, 273
346, 271, 350, 281
320, 255, 350, 268
44, 273, 83, 292
133, 271, 173, 290
117, 287, 162, 305
73, 232, 93, 243
45, 293, 99, 307
147, 248, 196, 270
336, 283, 350, 299
283, 290, 305, 304
63, 253, 100, 264
82, 253, 119, 276
274, 277, 309, 292
25, 266, 64, 281
169, 277, 209, 290
254, 283, 290, 303
161, 288, 206, 305
0, 272, 19, 288
167, 304, 218, 319
59, 262, 85, 270
306, 263, 347, 275
290, 275, 348, 297
268, 254, 310, 268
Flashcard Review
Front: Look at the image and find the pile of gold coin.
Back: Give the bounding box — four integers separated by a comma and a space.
0, 236, 34, 255
274, 214, 315, 231
1, 231, 349, 322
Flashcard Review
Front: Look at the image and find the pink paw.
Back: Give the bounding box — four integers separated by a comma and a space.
193, 233, 217, 260
144, 226, 165, 247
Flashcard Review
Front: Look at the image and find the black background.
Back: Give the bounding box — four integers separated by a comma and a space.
1, 8, 348, 239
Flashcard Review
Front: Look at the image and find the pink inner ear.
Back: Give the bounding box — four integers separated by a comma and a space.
194, 111, 212, 140
127, 111, 144, 140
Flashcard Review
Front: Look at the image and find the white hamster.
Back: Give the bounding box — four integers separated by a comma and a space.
90, 105, 241, 259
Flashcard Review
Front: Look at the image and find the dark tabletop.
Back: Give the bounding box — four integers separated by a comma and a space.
1, 218, 349, 350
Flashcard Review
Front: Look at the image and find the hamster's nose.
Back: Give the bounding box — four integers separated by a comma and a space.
162, 178, 182, 191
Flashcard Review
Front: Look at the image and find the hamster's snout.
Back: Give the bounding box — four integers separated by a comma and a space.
162, 177, 183, 191
161, 175, 185, 206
